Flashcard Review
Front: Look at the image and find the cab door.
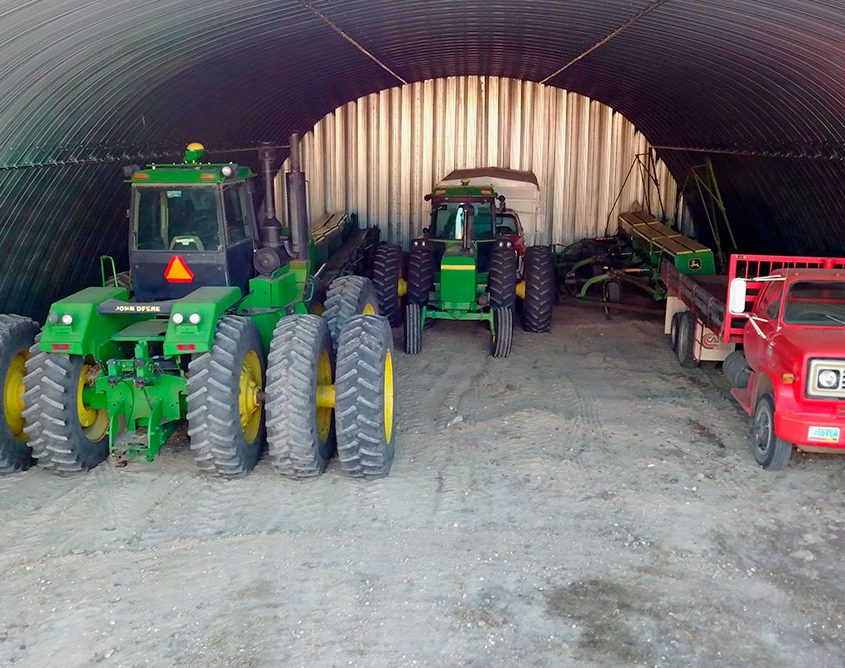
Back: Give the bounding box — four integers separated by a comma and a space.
222, 183, 256, 294
744, 281, 784, 370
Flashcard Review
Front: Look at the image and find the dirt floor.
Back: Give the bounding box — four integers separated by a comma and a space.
1, 302, 844, 668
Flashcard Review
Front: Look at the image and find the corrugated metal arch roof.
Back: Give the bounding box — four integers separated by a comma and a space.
1, 0, 844, 318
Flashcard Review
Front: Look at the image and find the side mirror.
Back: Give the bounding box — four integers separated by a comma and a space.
728, 278, 748, 315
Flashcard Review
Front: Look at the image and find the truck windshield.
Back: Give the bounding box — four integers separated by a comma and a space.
783, 281, 845, 326
134, 186, 222, 251
430, 202, 495, 240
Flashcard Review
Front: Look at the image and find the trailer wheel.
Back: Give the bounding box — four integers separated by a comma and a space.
676, 312, 698, 368
335, 315, 395, 478
265, 315, 335, 478
372, 243, 403, 327
0, 315, 39, 473
404, 303, 422, 355
722, 350, 751, 389
491, 307, 513, 358
407, 245, 435, 305
522, 245, 555, 332
752, 395, 792, 470
488, 242, 517, 308
22, 345, 109, 473
187, 316, 265, 476
604, 279, 622, 304
670, 312, 682, 352
324, 276, 380, 354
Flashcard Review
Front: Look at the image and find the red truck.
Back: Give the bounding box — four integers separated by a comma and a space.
663, 254, 845, 469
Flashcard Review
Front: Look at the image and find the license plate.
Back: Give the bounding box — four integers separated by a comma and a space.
808, 426, 840, 443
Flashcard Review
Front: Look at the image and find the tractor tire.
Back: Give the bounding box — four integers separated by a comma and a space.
670, 312, 682, 352
722, 350, 751, 389
404, 303, 422, 354
265, 314, 335, 478
372, 243, 403, 327
752, 395, 793, 470
491, 307, 513, 358
522, 245, 555, 332
0, 315, 39, 473
187, 316, 265, 477
22, 344, 109, 473
407, 245, 435, 305
676, 311, 698, 368
488, 242, 517, 308
324, 275, 380, 354
604, 279, 623, 304
335, 315, 395, 478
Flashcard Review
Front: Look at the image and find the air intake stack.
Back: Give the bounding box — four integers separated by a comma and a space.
286, 133, 310, 261
253, 142, 291, 275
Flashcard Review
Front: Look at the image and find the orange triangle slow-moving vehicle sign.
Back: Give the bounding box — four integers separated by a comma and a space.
164, 255, 194, 283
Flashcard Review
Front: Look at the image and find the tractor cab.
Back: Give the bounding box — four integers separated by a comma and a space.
128, 143, 259, 301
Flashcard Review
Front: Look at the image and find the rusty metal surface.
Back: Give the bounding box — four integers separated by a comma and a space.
0, 0, 842, 318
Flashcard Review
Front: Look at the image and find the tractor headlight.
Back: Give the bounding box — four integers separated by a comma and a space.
818, 369, 839, 389
172, 312, 185, 325
189, 313, 202, 325
60, 314, 73, 326
221, 165, 234, 177
47, 312, 59, 325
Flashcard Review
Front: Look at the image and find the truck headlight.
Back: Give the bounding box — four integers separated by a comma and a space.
818, 369, 839, 389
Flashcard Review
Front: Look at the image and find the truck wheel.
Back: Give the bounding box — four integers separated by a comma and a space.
670, 312, 682, 352
187, 316, 265, 476
324, 276, 380, 354
522, 245, 555, 332
335, 315, 395, 478
676, 312, 698, 368
407, 245, 435, 305
488, 242, 517, 308
404, 303, 422, 355
604, 279, 622, 304
491, 307, 513, 358
723, 350, 751, 389
23, 344, 109, 472
752, 395, 792, 470
0, 315, 39, 473
265, 315, 334, 478
372, 243, 403, 327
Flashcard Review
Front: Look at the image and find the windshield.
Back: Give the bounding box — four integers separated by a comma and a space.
430, 201, 495, 240
134, 186, 222, 251
783, 280, 845, 326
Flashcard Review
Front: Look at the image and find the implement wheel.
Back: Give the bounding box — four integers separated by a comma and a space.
488, 241, 517, 308
404, 303, 422, 355
522, 245, 555, 332
407, 245, 435, 305
187, 316, 265, 476
372, 243, 404, 327
324, 275, 380, 353
335, 315, 395, 478
0, 315, 38, 473
752, 395, 792, 470
491, 307, 513, 358
23, 345, 109, 473
676, 312, 698, 368
266, 315, 335, 478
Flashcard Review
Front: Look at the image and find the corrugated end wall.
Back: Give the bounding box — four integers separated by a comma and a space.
283, 76, 685, 249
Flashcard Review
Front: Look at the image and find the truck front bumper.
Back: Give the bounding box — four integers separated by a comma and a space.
775, 409, 845, 450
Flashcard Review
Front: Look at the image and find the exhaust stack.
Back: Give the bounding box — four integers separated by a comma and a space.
253, 142, 290, 276
286, 133, 310, 261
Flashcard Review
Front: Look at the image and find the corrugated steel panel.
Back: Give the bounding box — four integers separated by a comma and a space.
287, 76, 682, 249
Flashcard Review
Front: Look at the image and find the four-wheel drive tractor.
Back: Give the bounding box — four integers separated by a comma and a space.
0, 135, 395, 479
372, 182, 554, 358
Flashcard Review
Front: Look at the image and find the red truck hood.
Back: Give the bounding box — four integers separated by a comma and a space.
778, 327, 845, 360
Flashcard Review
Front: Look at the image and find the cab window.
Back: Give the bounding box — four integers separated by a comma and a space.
223, 184, 252, 244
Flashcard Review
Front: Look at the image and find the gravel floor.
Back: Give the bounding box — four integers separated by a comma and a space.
1, 303, 843, 667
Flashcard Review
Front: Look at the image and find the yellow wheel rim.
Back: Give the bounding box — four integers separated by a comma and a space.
4, 349, 29, 440
239, 350, 263, 443
362, 303, 376, 316
316, 350, 333, 442
77, 363, 108, 442
383, 350, 394, 443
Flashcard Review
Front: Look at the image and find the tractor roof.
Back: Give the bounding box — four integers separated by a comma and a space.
129, 162, 255, 184
442, 167, 539, 188
430, 183, 498, 199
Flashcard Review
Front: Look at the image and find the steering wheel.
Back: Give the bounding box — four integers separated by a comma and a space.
170, 236, 205, 251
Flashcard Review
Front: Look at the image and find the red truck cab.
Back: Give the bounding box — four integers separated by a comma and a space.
727, 260, 845, 468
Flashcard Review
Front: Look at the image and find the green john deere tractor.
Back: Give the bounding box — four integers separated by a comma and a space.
0, 135, 395, 479
372, 182, 555, 357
